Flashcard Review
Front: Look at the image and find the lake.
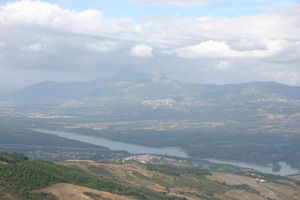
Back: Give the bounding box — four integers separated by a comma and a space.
206, 158, 299, 176
33, 129, 299, 176
33, 129, 188, 158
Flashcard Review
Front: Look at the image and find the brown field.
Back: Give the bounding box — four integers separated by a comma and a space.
0, 186, 19, 200
60, 161, 236, 200
0, 161, 7, 165
225, 190, 264, 200
290, 174, 300, 182
208, 172, 300, 200
37, 183, 134, 200
59, 160, 300, 200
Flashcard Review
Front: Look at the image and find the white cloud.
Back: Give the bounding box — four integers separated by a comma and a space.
165, 40, 232, 58
0, 0, 140, 38
165, 39, 300, 63
85, 41, 117, 53
133, 0, 210, 7
1, 1, 299, 46
130, 44, 153, 58
20, 43, 43, 52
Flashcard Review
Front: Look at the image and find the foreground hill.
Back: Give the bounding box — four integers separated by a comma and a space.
0, 152, 185, 200
0, 152, 299, 200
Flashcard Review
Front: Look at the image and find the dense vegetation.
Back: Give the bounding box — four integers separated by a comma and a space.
0, 152, 28, 164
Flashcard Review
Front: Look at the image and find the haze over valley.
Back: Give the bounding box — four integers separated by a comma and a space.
0, 0, 300, 199
1, 72, 300, 169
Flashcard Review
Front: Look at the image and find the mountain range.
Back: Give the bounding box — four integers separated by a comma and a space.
9, 72, 300, 103
3, 72, 299, 131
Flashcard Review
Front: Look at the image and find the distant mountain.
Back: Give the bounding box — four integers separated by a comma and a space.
3, 72, 300, 133
8, 72, 300, 104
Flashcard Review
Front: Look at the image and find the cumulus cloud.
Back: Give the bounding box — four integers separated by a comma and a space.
133, 0, 210, 7
0, 0, 141, 38
165, 39, 300, 63
130, 44, 153, 58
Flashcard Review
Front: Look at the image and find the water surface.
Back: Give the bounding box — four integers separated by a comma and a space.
33, 129, 298, 175
206, 158, 299, 176
33, 129, 188, 158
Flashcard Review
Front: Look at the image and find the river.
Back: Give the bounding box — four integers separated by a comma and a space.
206, 159, 299, 176
32, 129, 188, 158
33, 129, 298, 176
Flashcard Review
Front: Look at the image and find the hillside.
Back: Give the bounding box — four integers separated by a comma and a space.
4, 72, 300, 134
0, 152, 299, 200
0, 152, 185, 200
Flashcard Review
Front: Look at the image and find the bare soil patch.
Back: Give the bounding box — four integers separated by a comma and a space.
0, 186, 19, 200
208, 172, 300, 200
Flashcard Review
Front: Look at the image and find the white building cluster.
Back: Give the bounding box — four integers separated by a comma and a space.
123, 154, 162, 163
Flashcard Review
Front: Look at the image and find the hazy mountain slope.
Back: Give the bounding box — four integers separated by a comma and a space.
5, 72, 300, 124
8, 72, 300, 104
9, 72, 298, 130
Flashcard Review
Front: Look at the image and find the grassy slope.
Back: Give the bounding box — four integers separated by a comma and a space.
0, 153, 184, 200
61, 161, 238, 200
61, 160, 300, 200
0, 152, 299, 200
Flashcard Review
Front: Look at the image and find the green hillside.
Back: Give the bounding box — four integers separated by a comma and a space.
0, 152, 28, 164
0, 152, 185, 200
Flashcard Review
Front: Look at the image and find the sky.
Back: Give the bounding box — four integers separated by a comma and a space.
0, 0, 299, 92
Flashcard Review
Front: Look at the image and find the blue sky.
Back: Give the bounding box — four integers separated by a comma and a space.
1, 0, 298, 19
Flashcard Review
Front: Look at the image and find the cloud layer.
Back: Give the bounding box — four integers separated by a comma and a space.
0, 0, 300, 88
165, 40, 300, 63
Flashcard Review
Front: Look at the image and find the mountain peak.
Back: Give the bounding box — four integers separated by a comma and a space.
146, 72, 177, 85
